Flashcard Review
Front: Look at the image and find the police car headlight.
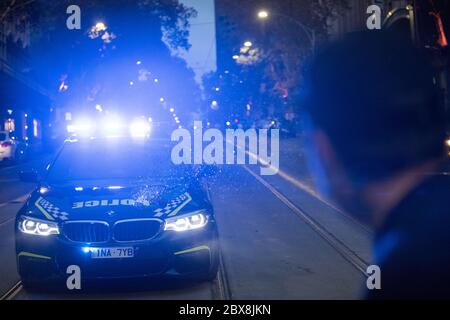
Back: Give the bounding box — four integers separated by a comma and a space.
164, 211, 208, 232
18, 216, 59, 236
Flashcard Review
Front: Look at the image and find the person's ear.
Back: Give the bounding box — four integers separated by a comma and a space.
313, 130, 337, 174
312, 130, 371, 220
313, 130, 353, 196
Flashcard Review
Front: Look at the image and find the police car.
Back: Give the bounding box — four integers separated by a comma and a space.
16, 133, 219, 289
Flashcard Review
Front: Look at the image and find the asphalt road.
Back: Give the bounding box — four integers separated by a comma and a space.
0, 138, 372, 300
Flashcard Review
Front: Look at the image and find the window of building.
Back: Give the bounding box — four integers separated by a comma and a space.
4, 118, 15, 132
33, 119, 41, 138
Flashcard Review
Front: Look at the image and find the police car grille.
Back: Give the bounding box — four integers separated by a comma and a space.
63, 222, 109, 243
113, 220, 161, 242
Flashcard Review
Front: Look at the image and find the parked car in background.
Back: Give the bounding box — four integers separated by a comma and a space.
0, 131, 27, 162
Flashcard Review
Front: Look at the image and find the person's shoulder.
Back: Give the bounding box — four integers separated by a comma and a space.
371, 173, 450, 299
392, 173, 450, 229
375, 172, 450, 263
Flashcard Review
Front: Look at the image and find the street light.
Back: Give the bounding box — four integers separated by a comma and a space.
93, 21, 107, 32
243, 41, 253, 47
256, 9, 315, 54
257, 10, 269, 19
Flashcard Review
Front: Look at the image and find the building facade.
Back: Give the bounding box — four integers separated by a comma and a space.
330, 0, 450, 130
0, 20, 52, 149
329, 0, 411, 37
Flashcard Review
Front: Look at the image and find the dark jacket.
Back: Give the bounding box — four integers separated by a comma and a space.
368, 173, 450, 299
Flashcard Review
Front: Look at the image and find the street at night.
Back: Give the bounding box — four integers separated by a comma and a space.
1, 0, 450, 311
0, 138, 370, 299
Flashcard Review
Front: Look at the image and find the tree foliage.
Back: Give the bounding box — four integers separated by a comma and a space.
2, 0, 202, 123
1, 0, 196, 50
205, 0, 349, 123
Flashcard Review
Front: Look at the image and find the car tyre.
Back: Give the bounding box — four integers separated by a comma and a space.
198, 245, 220, 282
20, 277, 44, 292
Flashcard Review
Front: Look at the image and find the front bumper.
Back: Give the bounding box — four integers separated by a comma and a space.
16, 223, 218, 284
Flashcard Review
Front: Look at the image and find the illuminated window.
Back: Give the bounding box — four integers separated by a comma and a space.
4, 119, 15, 132
33, 119, 41, 138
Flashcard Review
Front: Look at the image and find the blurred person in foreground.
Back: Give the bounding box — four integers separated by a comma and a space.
303, 30, 450, 299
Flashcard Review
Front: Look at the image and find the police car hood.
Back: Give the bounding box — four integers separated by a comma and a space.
30, 179, 204, 222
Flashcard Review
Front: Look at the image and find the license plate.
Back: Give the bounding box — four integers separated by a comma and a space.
90, 247, 134, 259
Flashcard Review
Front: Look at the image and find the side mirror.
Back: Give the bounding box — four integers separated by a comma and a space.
19, 170, 40, 183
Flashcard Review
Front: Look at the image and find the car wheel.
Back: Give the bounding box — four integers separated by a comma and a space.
204, 262, 219, 282
198, 244, 220, 282
20, 277, 44, 292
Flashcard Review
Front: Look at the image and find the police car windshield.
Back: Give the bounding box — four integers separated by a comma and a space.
46, 139, 189, 183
